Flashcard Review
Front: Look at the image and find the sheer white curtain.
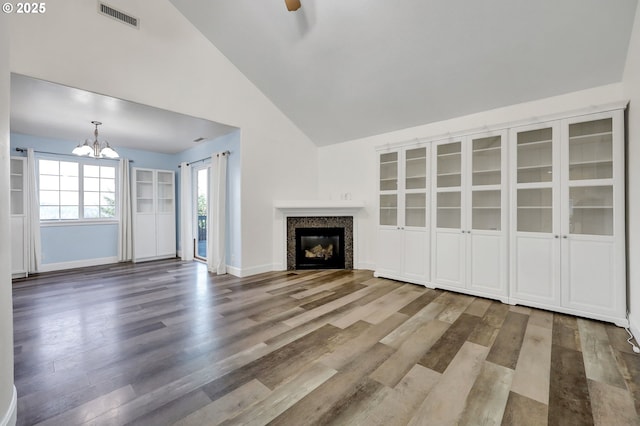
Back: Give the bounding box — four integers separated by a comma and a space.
207, 152, 228, 274
26, 149, 41, 273
118, 158, 133, 262
180, 162, 194, 261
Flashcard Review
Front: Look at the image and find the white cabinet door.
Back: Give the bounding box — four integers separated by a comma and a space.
403, 228, 428, 283
560, 111, 625, 321
468, 232, 505, 296
510, 122, 562, 309
11, 216, 27, 275
513, 233, 561, 306
434, 229, 465, 288
376, 227, 403, 278
134, 214, 157, 260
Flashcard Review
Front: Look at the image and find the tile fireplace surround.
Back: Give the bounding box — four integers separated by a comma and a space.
287, 216, 353, 270
274, 201, 365, 271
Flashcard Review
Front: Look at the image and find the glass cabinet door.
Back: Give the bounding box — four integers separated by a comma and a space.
10, 158, 24, 215
135, 170, 154, 214
567, 118, 613, 236
436, 142, 462, 229
516, 127, 554, 233
471, 135, 501, 231
405, 147, 427, 227
379, 152, 398, 226
156, 171, 174, 213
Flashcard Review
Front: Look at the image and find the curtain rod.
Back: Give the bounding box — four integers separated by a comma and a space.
178, 150, 230, 168
15, 147, 132, 162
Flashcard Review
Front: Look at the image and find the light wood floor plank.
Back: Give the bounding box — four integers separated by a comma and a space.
408, 341, 489, 426
510, 323, 553, 404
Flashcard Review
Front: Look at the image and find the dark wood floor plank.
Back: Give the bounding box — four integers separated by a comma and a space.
548, 345, 594, 425
418, 313, 479, 373
486, 311, 529, 370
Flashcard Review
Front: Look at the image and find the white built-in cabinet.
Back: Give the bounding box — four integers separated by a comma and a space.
132, 168, 176, 262
375, 145, 430, 285
374, 105, 627, 326
10, 157, 28, 278
509, 110, 626, 325
432, 131, 508, 302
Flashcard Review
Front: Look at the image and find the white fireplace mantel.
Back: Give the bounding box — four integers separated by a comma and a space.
273, 200, 366, 271
274, 200, 365, 217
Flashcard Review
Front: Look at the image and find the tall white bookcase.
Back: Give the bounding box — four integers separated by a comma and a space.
132, 168, 176, 262
509, 110, 626, 325
375, 144, 430, 285
374, 104, 628, 326
432, 130, 508, 302
10, 157, 28, 277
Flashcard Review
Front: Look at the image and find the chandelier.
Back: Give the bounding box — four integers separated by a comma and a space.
72, 121, 119, 159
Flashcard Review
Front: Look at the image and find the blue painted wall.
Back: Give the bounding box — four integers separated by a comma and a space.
10, 131, 240, 268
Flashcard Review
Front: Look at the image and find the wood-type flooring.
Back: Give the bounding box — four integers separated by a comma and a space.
11, 259, 640, 425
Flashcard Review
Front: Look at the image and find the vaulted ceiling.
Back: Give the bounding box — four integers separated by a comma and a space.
168, 0, 638, 146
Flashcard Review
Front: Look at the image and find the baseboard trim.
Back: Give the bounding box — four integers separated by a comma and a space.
630, 313, 640, 343
225, 264, 276, 278
356, 261, 375, 271
0, 386, 17, 426
38, 256, 119, 273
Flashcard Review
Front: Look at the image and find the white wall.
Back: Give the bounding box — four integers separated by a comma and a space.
0, 10, 16, 426
623, 4, 640, 338
318, 83, 627, 270
9, 0, 318, 276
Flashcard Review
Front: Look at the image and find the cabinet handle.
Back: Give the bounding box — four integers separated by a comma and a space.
467, 231, 471, 234
554, 235, 559, 239
461, 230, 465, 233
563, 235, 568, 239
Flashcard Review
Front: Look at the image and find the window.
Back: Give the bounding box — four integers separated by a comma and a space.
39, 159, 117, 221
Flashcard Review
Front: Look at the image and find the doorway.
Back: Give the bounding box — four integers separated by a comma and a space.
194, 166, 209, 261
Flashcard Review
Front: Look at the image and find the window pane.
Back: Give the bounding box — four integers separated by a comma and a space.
60, 176, 78, 191
40, 191, 59, 205
61, 206, 79, 219
101, 178, 115, 192
60, 191, 79, 205
60, 162, 78, 176
101, 166, 115, 178
40, 206, 58, 220
84, 192, 99, 205
84, 206, 99, 218
101, 192, 116, 206
84, 177, 99, 191
39, 176, 59, 190
84, 165, 100, 177
39, 160, 59, 175
100, 205, 115, 218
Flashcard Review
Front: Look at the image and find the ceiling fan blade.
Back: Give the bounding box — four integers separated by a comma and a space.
284, 0, 301, 12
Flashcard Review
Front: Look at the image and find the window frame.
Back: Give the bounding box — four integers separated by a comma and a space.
37, 155, 120, 225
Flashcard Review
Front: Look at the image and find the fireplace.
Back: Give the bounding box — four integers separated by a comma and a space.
286, 216, 354, 270
295, 227, 345, 269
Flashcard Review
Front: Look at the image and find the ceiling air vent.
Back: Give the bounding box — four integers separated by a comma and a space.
98, 2, 139, 29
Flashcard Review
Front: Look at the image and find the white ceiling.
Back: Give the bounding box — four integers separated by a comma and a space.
168, 0, 638, 146
10, 74, 238, 154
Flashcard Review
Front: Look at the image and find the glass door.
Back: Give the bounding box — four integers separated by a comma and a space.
194, 166, 209, 260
